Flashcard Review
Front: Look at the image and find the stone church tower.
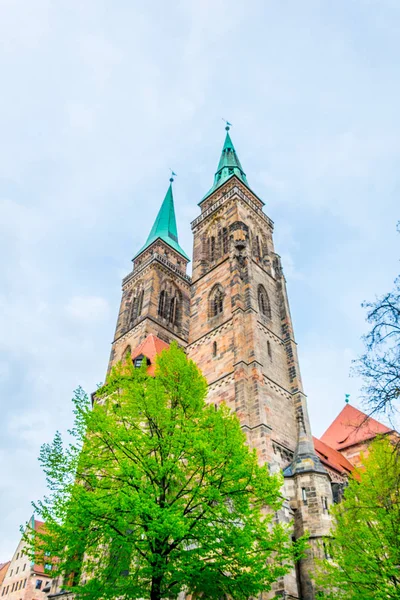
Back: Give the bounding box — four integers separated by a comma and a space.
109, 128, 333, 599
108, 179, 191, 370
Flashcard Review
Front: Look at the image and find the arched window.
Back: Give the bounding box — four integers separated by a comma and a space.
122, 345, 132, 361
256, 236, 261, 258
210, 287, 224, 317
158, 290, 168, 318
137, 290, 144, 316
258, 285, 271, 318
130, 296, 139, 322
209, 236, 216, 261
169, 296, 178, 325
128, 295, 135, 319
222, 227, 229, 254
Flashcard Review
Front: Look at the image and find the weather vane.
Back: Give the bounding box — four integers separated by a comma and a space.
169, 168, 177, 183
345, 394, 350, 404
222, 117, 232, 131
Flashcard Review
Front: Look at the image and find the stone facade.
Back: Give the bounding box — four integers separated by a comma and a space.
185, 176, 332, 599
107, 145, 333, 597
108, 239, 191, 372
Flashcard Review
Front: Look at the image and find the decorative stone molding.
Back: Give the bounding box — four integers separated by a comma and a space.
263, 375, 292, 401
123, 252, 191, 287
191, 185, 274, 231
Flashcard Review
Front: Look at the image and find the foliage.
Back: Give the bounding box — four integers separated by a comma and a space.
316, 438, 400, 600
354, 222, 400, 419
28, 343, 304, 600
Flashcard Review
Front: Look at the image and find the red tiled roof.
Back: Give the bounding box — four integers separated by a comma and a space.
313, 436, 354, 475
34, 519, 45, 532
131, 334, 169, 375
0, 562, 10, 586
320, 404, 392, 450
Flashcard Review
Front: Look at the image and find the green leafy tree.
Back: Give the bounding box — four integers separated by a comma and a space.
316, 438, 400, 600
30, 343, 304, 600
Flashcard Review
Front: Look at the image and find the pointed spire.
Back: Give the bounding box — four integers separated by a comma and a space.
201, 124, 249, 202
283, 412, 327, 477
134, 178, 189, 261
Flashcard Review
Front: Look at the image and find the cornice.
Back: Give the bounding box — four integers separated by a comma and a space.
122, 253, 192, 288
191, 183, 274, 231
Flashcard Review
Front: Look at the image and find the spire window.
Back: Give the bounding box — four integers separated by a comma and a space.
258, 285, 271, 319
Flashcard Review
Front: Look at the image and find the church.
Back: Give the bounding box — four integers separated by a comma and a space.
103, 127, 396, 598
106, 126, 331, 599
1, 128, 396, 600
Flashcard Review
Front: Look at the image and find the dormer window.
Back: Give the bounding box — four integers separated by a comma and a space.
133, 354, 150, 368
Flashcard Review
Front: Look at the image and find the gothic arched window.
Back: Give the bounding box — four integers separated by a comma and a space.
158, 290, 168, 319
209, 236, 216, 262
122, 345, 131, 361
258, 285, 271, 318
128, 287, 144, 324
169, 296, 178, 325
210, 286, 224, 318
256, 236, 261, 258
137, 290, 144, 317
222, 227, 229, 254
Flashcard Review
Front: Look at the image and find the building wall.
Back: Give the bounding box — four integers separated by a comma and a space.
189, 181, 303, 469
187, 178, 332, 599
108, 240, 191, 371
0, 537, 51, 600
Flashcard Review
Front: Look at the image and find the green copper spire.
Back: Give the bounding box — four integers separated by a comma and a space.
134, 179, 189, 261
201, 125, 250, 203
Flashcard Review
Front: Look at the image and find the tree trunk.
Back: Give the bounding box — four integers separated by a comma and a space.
150, 575, 162, 600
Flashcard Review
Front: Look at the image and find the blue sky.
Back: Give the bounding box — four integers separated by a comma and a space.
1, 0, 399, 560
